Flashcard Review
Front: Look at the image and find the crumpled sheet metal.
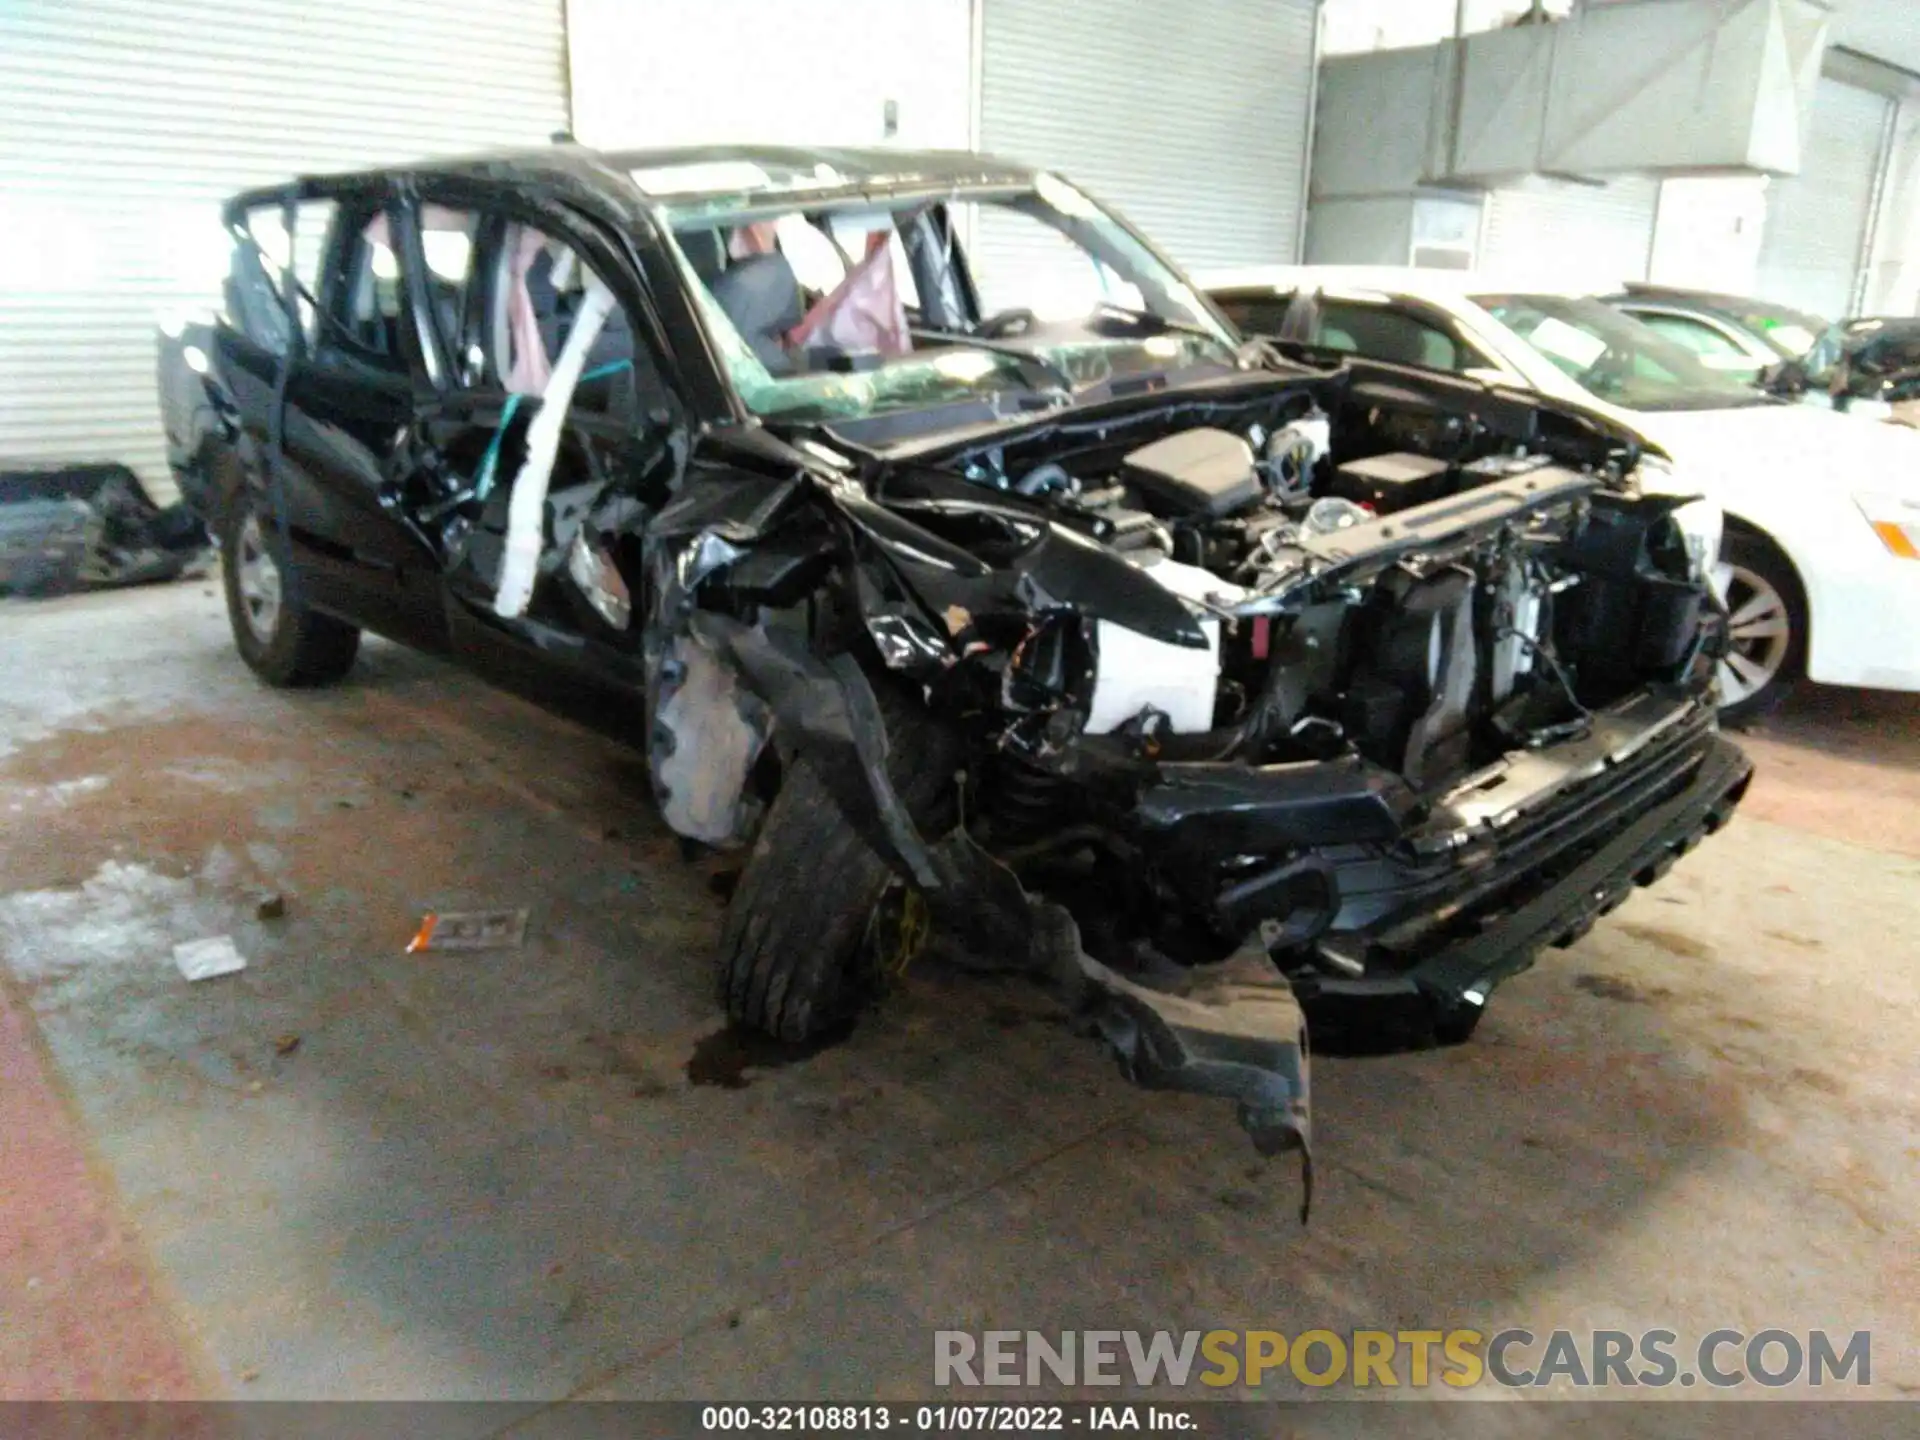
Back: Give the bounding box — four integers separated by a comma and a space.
920, 830, 1313, 1219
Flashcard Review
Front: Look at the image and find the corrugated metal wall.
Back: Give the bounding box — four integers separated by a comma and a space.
977, 0, 1319, 274
0, 0, 568, 503
1479, 175, 1660, 291
1756, 77, 1894, 319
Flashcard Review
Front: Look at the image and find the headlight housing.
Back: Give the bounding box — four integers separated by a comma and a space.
1630, 453, 1719, 584
1629, 451, 1677, 496
1855, 491, 1920, 560
1668, 497, 1723, 585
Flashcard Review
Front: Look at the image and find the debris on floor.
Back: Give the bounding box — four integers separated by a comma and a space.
253, 891, 287, 921
405, 907, 530, 953
0, 462, 209, 598
172, 935, 247, 982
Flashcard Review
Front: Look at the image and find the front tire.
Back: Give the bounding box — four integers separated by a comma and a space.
718, 683, 960, 1042
1711, 530, 1804, 727
222, 498, 360, 688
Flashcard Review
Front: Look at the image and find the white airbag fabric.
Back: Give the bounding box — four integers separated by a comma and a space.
494, 274, 617, 619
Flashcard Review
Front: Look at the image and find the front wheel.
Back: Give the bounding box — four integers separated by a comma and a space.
1711, 530, 1804, 726
222, 498, 360, 688
717, 683, 960, 1042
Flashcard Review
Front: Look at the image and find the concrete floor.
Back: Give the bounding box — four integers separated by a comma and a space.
2, 581, 1917, 1419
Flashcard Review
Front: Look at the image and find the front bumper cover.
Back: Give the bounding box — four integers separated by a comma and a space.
1289, 730, 1752, 1039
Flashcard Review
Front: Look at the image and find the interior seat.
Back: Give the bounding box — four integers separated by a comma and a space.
677, 228, 727, 288
709, 252, 804, 373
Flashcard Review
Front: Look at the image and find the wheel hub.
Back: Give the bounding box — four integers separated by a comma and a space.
1710, 560, 1791, 707
235, 513, 284, 643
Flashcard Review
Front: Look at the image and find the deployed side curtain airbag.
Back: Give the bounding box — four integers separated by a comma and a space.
504, 228, 555, 396
788, 232, 910, 357
493, 273, 616, 619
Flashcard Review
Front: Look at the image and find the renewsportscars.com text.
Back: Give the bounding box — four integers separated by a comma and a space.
934, 1328, 1872, 1390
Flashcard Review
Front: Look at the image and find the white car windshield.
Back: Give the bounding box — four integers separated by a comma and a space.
654, 176, 1238, 425
1475, 293, 1772, 413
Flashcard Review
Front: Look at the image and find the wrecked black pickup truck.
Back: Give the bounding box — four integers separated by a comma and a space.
158, 144, 1751, 1192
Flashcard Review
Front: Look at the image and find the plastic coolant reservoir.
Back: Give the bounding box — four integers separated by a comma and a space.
1083, 556, 1245, 736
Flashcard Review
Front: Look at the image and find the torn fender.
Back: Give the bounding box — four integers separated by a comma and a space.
687, 611, 940, 889
837, 488, 1211, 655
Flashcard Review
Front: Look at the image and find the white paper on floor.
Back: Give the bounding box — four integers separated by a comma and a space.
173, 934, 247, 981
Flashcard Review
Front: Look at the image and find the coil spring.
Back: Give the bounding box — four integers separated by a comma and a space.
983, 754, 1074, 842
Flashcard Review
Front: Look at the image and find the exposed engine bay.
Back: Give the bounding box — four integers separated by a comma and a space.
851, 387, 1714, 799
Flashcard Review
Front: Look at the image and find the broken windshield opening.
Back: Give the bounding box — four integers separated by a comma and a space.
654, 178, 1238, 424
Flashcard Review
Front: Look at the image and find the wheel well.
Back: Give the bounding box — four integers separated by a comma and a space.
1721, 512, 1810, 655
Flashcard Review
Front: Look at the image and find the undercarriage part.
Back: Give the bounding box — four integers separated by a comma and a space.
1067, 932, 1312, 1219
918, 831, 1312, 1205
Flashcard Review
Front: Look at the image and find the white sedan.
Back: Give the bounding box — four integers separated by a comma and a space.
1203, 267, 1920, 722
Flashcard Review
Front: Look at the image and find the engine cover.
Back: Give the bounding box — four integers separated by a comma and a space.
1121, 428, 1263, 518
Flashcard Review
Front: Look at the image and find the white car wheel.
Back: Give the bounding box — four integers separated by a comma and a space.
1709, 532, 1803, 723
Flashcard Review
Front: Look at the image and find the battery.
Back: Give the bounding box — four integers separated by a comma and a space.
1328, 451, 1454, 512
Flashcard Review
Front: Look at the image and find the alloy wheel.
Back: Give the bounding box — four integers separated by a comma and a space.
1710, 560, 1792, 707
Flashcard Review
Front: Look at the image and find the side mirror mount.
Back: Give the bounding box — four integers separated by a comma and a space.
1760, 358, 1807, 396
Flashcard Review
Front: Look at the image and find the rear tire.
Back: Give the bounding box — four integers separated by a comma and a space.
718, 681, 960, 1042
1712, 529, 1804, 727
222, 495, 360, 688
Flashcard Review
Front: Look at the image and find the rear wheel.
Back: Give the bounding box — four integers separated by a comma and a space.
222, 498, 360, 687
1711, 530, 1804, 726
718, 682, 960, 1042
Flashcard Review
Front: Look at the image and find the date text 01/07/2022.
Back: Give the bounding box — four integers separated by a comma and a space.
698, 1403, 1199, 1432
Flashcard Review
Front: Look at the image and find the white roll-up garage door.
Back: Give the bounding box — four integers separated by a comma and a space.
0, 0, 568, 503
977, 0, 1319, 274
1479, 174, 1660, 291
1755, 77, 1893, 321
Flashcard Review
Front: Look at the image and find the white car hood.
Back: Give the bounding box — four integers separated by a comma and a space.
1631, 402, 1920, 505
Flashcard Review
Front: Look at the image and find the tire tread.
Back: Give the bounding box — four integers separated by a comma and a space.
717, 681, 958, 1041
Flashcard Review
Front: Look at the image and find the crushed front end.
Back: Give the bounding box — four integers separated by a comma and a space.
647, 371, 1750, 1204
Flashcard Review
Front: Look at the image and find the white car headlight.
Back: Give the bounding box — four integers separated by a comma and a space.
1631, 452, 1676, 495
1854, 491, 1920, 561
1669, 497, 1723, 585
1630, 454, 1719, 583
